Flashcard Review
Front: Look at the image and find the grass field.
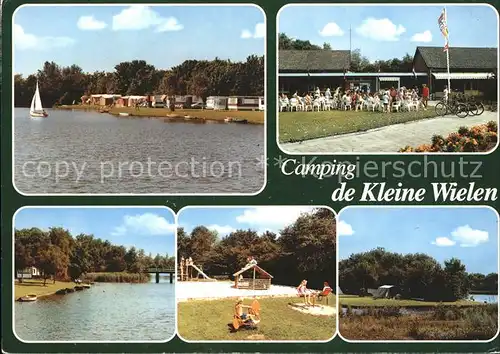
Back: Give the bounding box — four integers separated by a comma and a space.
178, 296, 336, 341
14, 279, 74, 299
339, 295, 483, 307
57, 105, 265, 124
340, 304, 497, 340
279, 109, 439, 143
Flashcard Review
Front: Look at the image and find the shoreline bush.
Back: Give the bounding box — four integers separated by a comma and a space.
83, 272, 151, 283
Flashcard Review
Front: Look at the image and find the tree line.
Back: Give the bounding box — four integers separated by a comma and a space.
279, 32, 414, 73
177, 208, 336, 289
339, 248, 498, 301
14, 55, 264, 108
15, 227, 175, 284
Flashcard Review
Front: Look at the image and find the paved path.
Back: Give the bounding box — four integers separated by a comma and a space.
282, 111, 497, 154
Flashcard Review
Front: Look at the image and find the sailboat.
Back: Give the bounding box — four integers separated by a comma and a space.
30, 81, 48, 118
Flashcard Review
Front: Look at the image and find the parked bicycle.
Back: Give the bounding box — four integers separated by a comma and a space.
435, 98, 469, 118
453, 92, 485, 116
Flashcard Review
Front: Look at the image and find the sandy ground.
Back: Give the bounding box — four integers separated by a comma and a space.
177, 281, 299, 301
288, 303, 337, 316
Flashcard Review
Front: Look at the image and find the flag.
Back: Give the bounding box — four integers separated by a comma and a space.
443, 41, 449, 52
438, 8, 449, 38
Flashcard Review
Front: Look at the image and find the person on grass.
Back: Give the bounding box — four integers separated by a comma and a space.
297, 279, 316, 306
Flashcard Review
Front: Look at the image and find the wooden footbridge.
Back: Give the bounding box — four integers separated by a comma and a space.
145, 267, 175, 283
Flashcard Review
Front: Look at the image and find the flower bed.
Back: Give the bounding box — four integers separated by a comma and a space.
399, 121, 498, 152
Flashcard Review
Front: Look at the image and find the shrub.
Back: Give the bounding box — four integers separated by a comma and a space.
400, 122, 498, 152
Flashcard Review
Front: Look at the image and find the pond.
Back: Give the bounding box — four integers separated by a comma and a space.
15, 279, 175, 341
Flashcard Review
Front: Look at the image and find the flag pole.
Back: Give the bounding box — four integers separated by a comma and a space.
445, 7, 451, 92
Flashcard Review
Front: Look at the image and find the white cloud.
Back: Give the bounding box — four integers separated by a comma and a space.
112, 5, 183, 32
431, 237, 456, 247
338, 220, 354, 236
235, 206, 315, 232
241, 22, 265, 39
111, 213, 175, 237
156, 17, 184, 32
77, 16, 107, 30
432, 225, 489, 247
14, 24, 75, 50
356, 18, 406, 41
240, 29, 253, 39
411, 30, 432, 43
451, 225, 489, 247
206, 224, 236, 236
319, 22, 344, 37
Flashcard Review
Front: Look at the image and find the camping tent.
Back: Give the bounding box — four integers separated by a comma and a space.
370, 285, 399, 299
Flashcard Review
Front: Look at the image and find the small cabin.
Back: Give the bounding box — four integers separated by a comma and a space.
233, 264, 273, 290
228, 96, 260, 111
16, 266, 40, 279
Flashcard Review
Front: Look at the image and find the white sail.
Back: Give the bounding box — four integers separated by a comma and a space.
31, 82, 44, 112
30, 81, 47, 117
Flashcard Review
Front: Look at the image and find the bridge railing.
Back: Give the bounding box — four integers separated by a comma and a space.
146, 267, 175, 273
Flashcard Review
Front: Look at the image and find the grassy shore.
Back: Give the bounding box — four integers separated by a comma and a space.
15, 279, 75, 299
340, 304, 497, 340
56, 105, 265, 124
178, 296, 336, 341
82, 272, 150, 283
279, 109, 439, 143
339, 295, 484, 307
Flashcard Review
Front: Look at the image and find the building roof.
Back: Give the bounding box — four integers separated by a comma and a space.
233, 264, 273, 278
416, 46, 497, 70
279, 50, 351, 72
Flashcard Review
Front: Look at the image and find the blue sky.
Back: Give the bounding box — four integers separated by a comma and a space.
338, 207, 498, 274
178, 206, 316, 237
14, 207, 176, 256
13, 4, 265, 75
279, 4, 498, 61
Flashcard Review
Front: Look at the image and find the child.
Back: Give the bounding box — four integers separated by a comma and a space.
235, 298, 254, 322
382, 91, 389, 112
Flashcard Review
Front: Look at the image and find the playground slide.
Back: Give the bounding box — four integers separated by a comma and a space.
191, 264, 214, 280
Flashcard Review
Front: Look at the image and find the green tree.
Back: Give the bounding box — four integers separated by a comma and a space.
443, 258, 469, 300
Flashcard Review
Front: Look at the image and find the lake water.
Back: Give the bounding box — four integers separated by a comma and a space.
15, 280, 175, 341
471, 294, 498, 304
14, 108, 265, 194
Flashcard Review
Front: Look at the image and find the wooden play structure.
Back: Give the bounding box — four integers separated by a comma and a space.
233, 263, 273, 290
232, 299, 261, 331
179, 256, 215, 281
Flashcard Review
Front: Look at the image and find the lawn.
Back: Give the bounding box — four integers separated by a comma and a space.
177, 296, 336, 341
339, 295, 484, 307
57, 105, 265, 124
279, 109, 439, 143
14, 279, 74, 299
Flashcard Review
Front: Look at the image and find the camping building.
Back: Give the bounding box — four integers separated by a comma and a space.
279, 49, 350, 94
16, 266, 40, 279
233, 264, 273, 290
279, 46, 497, 98
279, 49, 427, 93
413, 46, 497, 100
